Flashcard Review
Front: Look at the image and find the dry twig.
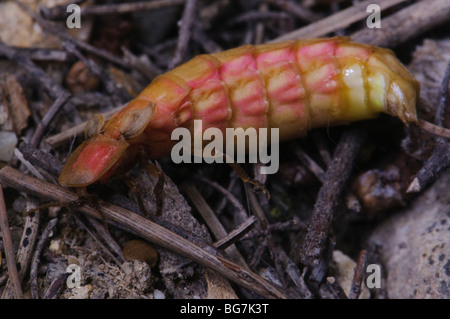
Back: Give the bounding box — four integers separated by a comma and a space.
407, 59, 450, 193
292, 129, 366, 287
1, 199, 40, 299
45, 105, 125, 148
351, 0, 450, 47
0, 41, 68, 101
294, 146, 325, 182
0, 166, 287, 299
254, 2, 268, 45
261, 0, 321, 23
168, 0, 198, 69
73, 215, 124, 265
17, 1, 130, 69
247, 189, 288, 288
0, 39, 71, 148
213, 216, 257, 251
182, 184, 249, 267
18, 143, 63, 179
196, 176, 248, 223
43, 273, 69, 299
348, 250, 367, 299
318, 276, 348, 299
0, 47, 68, 62
271, 0, 408, 42
0, 186, 24, 299
30, 92, 71, 148
41, 0, 187, 19
30, 218, 58, 299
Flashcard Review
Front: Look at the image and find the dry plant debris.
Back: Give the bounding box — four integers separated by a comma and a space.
0, 0, 449, 300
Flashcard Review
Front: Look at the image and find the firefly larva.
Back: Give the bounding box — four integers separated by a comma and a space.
59, 37, 421, 187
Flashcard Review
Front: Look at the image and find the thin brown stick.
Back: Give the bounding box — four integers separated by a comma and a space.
254, 3, 268, 45
73, 215, 123, 265
247, 188, 288, 287
249, 241, 267, 269
415, 119, 450, 140
43, 273, 68, 299
293, 129, 366, 284
182, 185, 230, 240
199, 0, 230, 28
192, 21, 223, 54
435, 61, 450, 128
18, 143, 63, 178
30, 92, 71, 148
61, 41, 123, 107
348, 250, 367, 299
229, 11, 290, 25
168, 0, 198, 69
86, 217, 126, 263
215, 175, 238, 215
0, 186, 24, 299
294, 146, 325, 182
0, 37, 71, 148
0, 47, 68, 62
407, 59, 450, 193
278, 249, 312, 299
0, 274, 7, 288
45, 104, 125, 148
213, 216, 256, 251
30, 218, 58, 299
0, 166, 287, 299
41, 0, 187, 19
14, 148, 46, 181
270, 0, 408, 42
261, 0, 321, 23
197, 176, 248, 223
121, 46, 162, 81
0, 41, 70, 101
182, 184, 249, 267
1, 199, 40, 299
17, 1, 130, 70
319, 276, 348, 299
351, 0, 450, 47
312, 132, 332, 166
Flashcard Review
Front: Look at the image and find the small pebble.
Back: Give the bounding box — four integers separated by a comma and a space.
123, 239, 158, 267
153, 289, 165, 299
0, 131, 17, 162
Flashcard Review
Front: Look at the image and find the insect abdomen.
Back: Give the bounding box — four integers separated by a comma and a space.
132, 37, 418, 156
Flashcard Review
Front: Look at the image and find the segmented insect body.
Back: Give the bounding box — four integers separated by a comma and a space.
59, 37, 419, 187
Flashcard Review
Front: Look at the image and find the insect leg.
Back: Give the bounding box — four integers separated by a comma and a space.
122, 163, 165, 216
122, 178, 148, 217
227, 161, 270, 199
75, 187, 111, 233
24, 187, 111, 232
24, 201, 70, 215
141, 162, 165, 216
23, 186, 92, 216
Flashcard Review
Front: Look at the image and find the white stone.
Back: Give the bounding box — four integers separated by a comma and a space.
0, 131, 17, 162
